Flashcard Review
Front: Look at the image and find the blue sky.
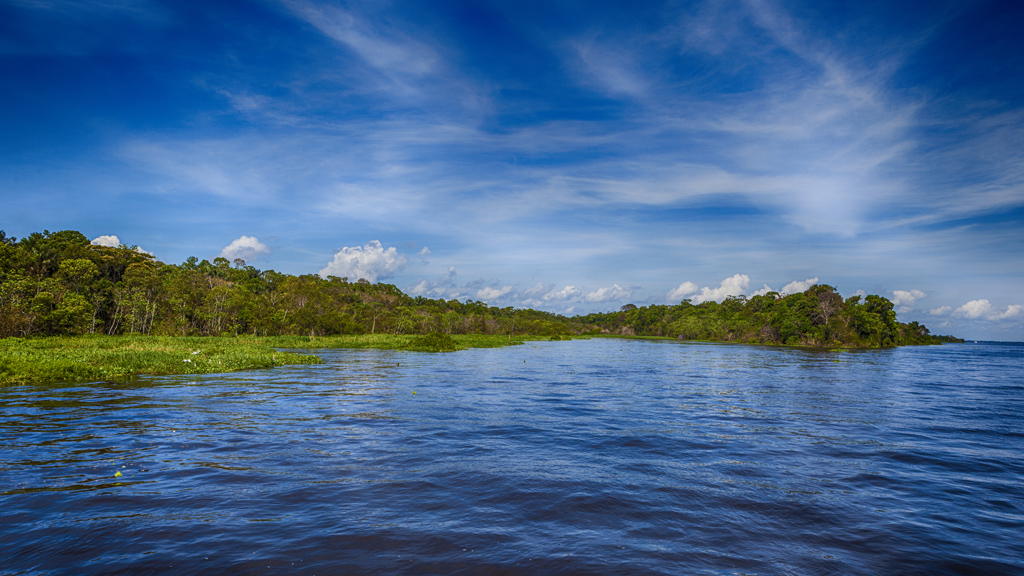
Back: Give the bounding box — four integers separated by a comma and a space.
2, 0, 1023, 340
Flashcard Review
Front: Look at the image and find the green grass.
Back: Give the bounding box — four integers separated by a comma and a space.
0, 335, 323, 386
256, 333, 549, 351
0, 333, 552, 386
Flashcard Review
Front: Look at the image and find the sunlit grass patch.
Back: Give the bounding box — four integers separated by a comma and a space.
0, 335, 321, 387
0, 333, 570, 386
256, 333, 546, 351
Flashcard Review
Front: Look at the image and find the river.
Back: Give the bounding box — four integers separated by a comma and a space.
1, 339, 1022, 575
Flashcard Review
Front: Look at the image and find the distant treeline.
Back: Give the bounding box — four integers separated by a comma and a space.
0, 229, 960, 347
580, 287, 962, 347
0, 230, 574, 338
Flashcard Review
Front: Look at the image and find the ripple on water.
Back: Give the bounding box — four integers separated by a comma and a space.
1, 340, 1022, 575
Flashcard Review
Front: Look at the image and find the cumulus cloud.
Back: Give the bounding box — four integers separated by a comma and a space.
956, 299, 993, 319
930, 306, 952, 316
892, 289, 927, 307
418, 246, 431, 256
691, 274, 750, 304
91, 235, 120, 247
476, 285, 513, 301
584, 284, 633, 303
91, 234, 152, 255
524, 282, 549, 296
780, 277, 819, 296
522, 283, 583, 304
319, 240, 407, 282
219, 235, 270, 262
407, 266, 457, 297
667, 281, 698, 301
545, 285, 582, 301
954, 300, 1024, 321
992, 305, 1024, 320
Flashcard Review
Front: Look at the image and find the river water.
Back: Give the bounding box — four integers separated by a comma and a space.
1, 339, 1022, 575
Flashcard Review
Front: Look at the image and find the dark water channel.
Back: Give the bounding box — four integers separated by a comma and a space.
2, 339, 1023, 575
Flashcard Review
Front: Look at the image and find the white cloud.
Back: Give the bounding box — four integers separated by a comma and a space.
691, 274, 750, 304
990, 304, 1024, 321
572, 39, 648, 98
544, 285, 582, 301
523, 283, 582, 303
956, 299, 992, 319
476, 286, 513, 301
407, 266, 456, 297
751, 283, 775, 297
418, 246, 431, 256
524, 282, 549, 297
780, 277, 819, 296
91, 234, 152, 255
892, 289, 927, 307
585, 284, 633, 303
91, 235, 120, 247
667, 281, 698, 301
219, 235, 270, 262
283, 1, 438, 79
319, 240, 407, 282
952, 300, 1022, 321
929, 306, 952, 316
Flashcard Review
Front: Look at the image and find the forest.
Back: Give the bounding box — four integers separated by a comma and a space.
0, 229, 959, 348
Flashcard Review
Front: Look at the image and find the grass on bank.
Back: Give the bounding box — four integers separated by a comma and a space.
262, 332, 550, 351
0, 333, 549, 386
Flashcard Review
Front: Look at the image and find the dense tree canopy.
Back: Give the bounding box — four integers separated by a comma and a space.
0, 230, 574, 338
0, 229, 958, 347
580, 286, 960, 347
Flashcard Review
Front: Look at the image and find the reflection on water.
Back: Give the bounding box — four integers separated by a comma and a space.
1, 340, 1023, 575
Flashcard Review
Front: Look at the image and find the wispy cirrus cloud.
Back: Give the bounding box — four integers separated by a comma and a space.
282, 0, 438, 81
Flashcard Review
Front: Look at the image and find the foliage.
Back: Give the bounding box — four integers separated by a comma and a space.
407, 332, 459, 352
0, 229, 959, 354
0, 335, 321, 386
579, 285, 962, 348
0, 229, 579, 339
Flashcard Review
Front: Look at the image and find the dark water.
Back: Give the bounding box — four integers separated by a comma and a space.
2, 340, 1023, 575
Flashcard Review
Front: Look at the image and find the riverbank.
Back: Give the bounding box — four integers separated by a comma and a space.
0, 333, 546, 386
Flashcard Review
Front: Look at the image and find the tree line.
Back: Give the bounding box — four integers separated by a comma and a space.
580, 285, 961, 347
0, 230, 575, 338
0, 229, 959, 347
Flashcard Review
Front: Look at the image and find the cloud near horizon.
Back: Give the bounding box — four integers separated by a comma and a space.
584, 284, 633, 303
91, 235, 120, 248
667, 281, 698, 301
780, 278, 820, 296
91, 234, 152, 255
319, 240, 408, 282
219, 236, 270, 262
690, 274, 750, 304
954, 300, 1024, 321
892, 289, 928, 313
476, 285, 513, 301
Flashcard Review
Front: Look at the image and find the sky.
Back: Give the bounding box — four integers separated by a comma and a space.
1, 0, 1023, 340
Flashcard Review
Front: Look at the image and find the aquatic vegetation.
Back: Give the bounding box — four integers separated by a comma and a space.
407, 333, 459, 352
0, 335, 321, 386
0, 333, 543, 386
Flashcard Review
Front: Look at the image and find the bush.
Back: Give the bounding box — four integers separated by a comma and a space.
408, 332, 459, 352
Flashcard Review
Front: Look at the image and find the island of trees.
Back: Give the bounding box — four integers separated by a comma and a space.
1, 229, 960, 348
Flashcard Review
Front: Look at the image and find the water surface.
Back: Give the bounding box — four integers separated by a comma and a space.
2, 339, 1022, 575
